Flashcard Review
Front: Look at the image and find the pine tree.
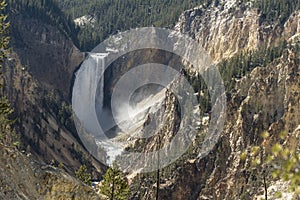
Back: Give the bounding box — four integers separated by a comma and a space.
75, 164, 92, 186
0, 0, 9, 65
0, 0, 19, 147
99, 163, 130, 200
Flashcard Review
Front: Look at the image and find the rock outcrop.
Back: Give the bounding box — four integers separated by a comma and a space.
175, 1, 300, 62
128, 1, 300, 199
133, 35, 300, 200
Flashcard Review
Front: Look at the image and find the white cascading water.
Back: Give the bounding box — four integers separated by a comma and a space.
72, 53, 123, 165
72, 53, 107, 135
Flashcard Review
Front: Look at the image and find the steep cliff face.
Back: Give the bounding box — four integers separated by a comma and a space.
196, 45, 299, 200
10, 13, 84, 100
159, 2, 300, 200
175, 1, 300, 62
0, 144, 103, 200
127, 1, 300, 199
132, 38, 300, 200
1, 11, 104, 176
103, 49, 182, 108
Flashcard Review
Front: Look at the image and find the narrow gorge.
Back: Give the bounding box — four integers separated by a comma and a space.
0, 0, 299, 199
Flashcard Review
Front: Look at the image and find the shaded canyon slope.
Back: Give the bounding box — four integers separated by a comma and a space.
0, 144, 103, 200
1, 8, 105, 177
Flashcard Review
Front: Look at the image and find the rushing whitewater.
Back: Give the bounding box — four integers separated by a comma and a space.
72, 53, 123, 165
72, 53, 107, 135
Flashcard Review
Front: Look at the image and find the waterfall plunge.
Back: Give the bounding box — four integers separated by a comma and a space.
72, 53, 123, 165
72, 53, 107, 136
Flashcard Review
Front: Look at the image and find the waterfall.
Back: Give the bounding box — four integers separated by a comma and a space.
72, 52, 125, 165
72, 53, 108, 136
